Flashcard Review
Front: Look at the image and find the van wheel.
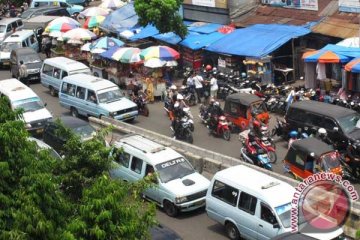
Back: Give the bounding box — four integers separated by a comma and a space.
225, 222, 240, 240
49, 86, 56, 97
163, 200, 178, 217
71, 107, 79, 118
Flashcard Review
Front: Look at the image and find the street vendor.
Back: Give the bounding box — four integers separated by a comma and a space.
145, 77, 154, 103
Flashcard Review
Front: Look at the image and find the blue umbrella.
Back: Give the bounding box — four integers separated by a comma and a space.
90, 37, 124, 50
99, 46, 122, 60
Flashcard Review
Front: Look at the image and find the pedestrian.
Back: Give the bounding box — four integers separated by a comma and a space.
9, 5, 16, 17
23, 1, 28, 10
193, 71, 204, 103
42, 36, 52, 58
51, 37, 57, 48
19, 61, 29, 86
209, 73, 218, 99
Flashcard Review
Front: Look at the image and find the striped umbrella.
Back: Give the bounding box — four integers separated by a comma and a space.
111, 47, 141, 63
345, 57, 360, 73
84, 16, 106, 29
140, 45, 180, 61
63, 28, 97, 42
45, 22, 79, 33
99, 0, 126, 9
90, 36, 124, 50
46, 17, 80, 28
80, 7, 109, 17
302, 50, 350, 63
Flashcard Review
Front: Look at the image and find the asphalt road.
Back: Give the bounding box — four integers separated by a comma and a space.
1, 69, 359, 239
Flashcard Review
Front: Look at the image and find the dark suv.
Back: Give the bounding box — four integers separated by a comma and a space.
10, 47, 42, 82
19, 6, 70, 19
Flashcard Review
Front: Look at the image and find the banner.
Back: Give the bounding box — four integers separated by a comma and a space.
192, 0, 216, 7
339, 0, 360, 13
261, 0, 318, 11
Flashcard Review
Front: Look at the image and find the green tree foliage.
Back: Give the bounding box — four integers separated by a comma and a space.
0, 96, 156, 239
134, 0, 188, 39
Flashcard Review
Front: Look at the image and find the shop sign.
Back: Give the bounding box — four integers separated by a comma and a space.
339, 0, 360, 13
261, 0, 318, 11
218, 58, 226, 68
192, 0, 215, 7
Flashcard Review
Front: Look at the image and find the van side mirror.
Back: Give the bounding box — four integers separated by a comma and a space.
333, 127, 339, 132
273, 223, 280, 229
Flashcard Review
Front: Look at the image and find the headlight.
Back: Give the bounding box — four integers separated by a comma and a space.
25, 123, 32, 128
175, 196, 188, 204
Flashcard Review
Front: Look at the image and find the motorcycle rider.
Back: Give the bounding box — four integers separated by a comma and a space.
316, 128, 333, 145
171, 94, 188, 137
288, 131, 298, 149
207, 100, 223, 131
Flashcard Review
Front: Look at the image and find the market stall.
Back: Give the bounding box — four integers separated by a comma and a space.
344, 57, 360, 92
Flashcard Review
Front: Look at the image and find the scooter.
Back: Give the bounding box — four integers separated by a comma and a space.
133, 95, 149, 117
183, 107, 194, 132
171, 115, 194, 144
198, 104, 209, 124
207, 115, 231, 141
240, 146, 272, 171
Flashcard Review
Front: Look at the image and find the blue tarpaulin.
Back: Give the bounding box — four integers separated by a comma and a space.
180, 32, 226, 50
206, 24, 311, 58
322, 44, 360, 58
187, 23, 222, 34
100, 2, 139, 34
153, 31, 200, 45
129, 24, 159, 41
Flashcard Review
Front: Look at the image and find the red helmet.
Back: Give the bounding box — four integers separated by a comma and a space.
205, 65, 212, 71
253, 120, 261, 129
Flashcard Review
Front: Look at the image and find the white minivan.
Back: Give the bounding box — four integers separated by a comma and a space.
0, 18, 23, 44
110, 134, 210, 217
41, 57, 91, 96
59, 74, 138, 121
0, 30, 39, 67
206, 165, 344, 240
0, 79, 52, 135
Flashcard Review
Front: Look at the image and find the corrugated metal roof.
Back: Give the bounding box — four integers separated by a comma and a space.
312, 17, 359, 39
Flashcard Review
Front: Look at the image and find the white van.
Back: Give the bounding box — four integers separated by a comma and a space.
110, 134, 210, 217
0, 18, 23, 44
0, 79, 52, 135
206, 165, 343, 240
41, 57, 91, 96
0, 30, 39, 67
59, 74, 138, 121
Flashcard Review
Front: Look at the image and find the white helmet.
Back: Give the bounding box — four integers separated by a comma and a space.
174, 102, 180, 108
318, 128, 327, 136
214, 101, 220, 106
170, 85, 177, 90
177, 94, 184, 100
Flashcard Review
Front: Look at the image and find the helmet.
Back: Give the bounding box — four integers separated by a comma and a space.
214, 101, 220, 107
210, 98, 215, 104
174, 102, 180, 108
289, 131, 298, 138
241, 72, 247, 78
170, 85, 177, 90
212, 67, 217, 72
205, 65, 212, 71
253, 120, 261, 129
177, 94, 184, 100
318, 128, 327, 135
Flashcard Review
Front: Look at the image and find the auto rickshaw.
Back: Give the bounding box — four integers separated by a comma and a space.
224, 93, 269, 131
283, 138, 343, 180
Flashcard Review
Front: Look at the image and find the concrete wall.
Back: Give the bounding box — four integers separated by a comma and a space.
89, 116, 360, 238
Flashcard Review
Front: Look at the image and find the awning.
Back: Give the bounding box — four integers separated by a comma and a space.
100, 2, 138, 34
322, 44, 360, 59
179, 32, 226, 50
153, 31, 200, 45
128, 24, 159, 41
345, 58, 360, 73
302, 50, 350, 63
205, 24, 310, 58
187, 22, 223, 34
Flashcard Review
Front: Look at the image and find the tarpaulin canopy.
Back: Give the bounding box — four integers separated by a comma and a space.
345, 57, 360, 73
322, 44, 360, 59
302, 49, 351, 63
100, 2, 138, 34
180, 32, 226, 50
187, 22, 222, 34
205, 24, 310, 58
128, 24, 159, 41
153, 31, 200, 45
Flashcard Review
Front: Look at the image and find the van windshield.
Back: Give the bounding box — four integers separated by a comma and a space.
275, 202, 306, 228
338, 113, 360, 134
97, 88, 123, 103
155, 158, 195, 183
12, 97, 44, 112
1, 42, 21, 52
0, 25, 6, 33
22, 54, 41, 64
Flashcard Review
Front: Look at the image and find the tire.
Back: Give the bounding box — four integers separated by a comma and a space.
142, 105, 149, 117
70, 107, 79, 118
223, 129, 231, 141
185, 131, 193, 144
49, 86, 56, 97
225, 222, 240, 240
190, 123, 194, 132
268, 151, 277, 163
163, 200, 178, 217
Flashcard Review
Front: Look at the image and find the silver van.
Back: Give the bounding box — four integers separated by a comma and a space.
206, 165, 344, 240
41, 57, 91, 96
0, 18, 23, 44
59, 74, 138, 121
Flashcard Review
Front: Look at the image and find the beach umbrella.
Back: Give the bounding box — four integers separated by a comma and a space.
81, 42, 91, 51
144, 58, 166, 68
83, 16, 106, 29
111, 47, 141, 63
45, 22, 79, 33
91, 48, 106, 54
119, 29, 134, 39
99, 46, 121, 60
99, 0, 126, 9
140, 45, 180, 61
165, 60, 178, 67
63, 28, 97, 42
80, 7, 109, 17
90, 36, 124, 50
46, 16, 80, 28
302, 50, 350, 63
345, 57, 360, 73
337, 37, 360, 48
49, 31, 64, 38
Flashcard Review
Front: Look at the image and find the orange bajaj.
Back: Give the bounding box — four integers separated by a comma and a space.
283, 138, 343, 180
224, 93, 269, 131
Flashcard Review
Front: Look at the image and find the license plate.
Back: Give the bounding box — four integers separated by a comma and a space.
194, 200, 205, 206
124, 113, 130, 118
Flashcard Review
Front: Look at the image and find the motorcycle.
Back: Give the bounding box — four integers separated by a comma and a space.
207, 115, 231, 141
198, 104, 209, 124
271, 117, 289, 140
171, 115, 194, 144
133, 95, 149, 117
240, 146, 272, 171
183, 107, 194, 132
179, 86, 197, 106
164, 99, 173, 119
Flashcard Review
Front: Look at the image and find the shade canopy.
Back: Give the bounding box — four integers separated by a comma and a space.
100, 2, 138, 33
63, 28, 97, 41
83, 16, 106, 29
99, 0, 126, 9
144, 58, 166, 68
80, 7, 109, 17
302, 50, 350, 63
90, 36, 124, 50
345, 57, 360, 73
140, 46, 180, 61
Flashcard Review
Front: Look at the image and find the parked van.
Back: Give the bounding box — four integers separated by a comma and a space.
59, 74, 138, 121
41, 57, 91, 96
286, 100, 360, 148
110, 134, 210, 217
0, 79, 52, 135
30, 0, 84, 16
0, 30, 39, 67
0, 18, 23, 44
10, 47, 42, 82
206, 165, 343, 240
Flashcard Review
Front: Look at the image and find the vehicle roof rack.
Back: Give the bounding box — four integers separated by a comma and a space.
121, 134, 165, 154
